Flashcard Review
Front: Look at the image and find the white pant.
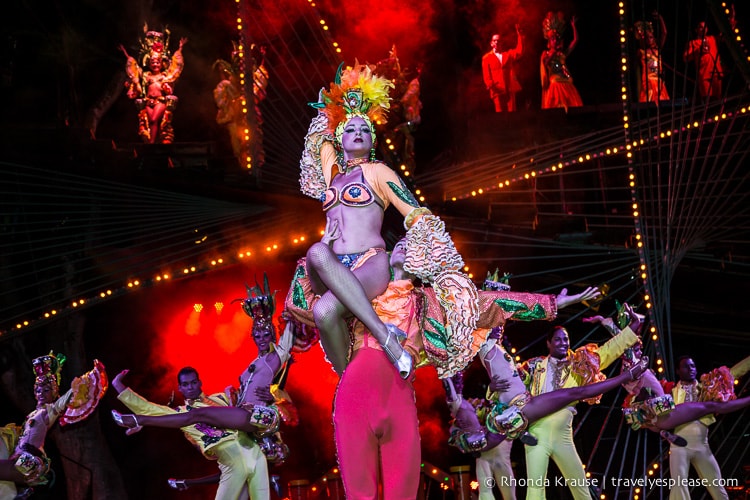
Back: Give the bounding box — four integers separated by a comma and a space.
477, 439, 516, 500
213, 433, 270, 500
524, 409, 591, 500
669, 420, 728, 500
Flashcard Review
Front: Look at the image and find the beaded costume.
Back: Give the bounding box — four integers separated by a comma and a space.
294, 62, 479, 379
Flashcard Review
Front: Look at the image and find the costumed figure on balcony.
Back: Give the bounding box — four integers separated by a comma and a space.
683, 7, 735, 102
213, 43, 269, 169
541, 12, 583, 111
634, 13, 669, 103
120, 26, 187, 143
374, 46, 423, 173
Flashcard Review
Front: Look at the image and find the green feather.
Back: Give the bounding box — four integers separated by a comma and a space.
334, 61, 345, 85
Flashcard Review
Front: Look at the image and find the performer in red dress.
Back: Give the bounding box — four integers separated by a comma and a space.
634, 13, 669, 103
540, 12, 583, 111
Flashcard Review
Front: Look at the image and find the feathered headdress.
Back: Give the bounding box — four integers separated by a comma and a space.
32, 351, 108, 425
139, 24, 171, 68
543, 11, 567, 40
233, 274, 276, 335
310, 62, 394, 147
633, 20, 654, 41
212, 41, 242, 79
32, 351, 66, 390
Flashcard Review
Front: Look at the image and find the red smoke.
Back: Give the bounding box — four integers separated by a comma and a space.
315, 0, 442, 65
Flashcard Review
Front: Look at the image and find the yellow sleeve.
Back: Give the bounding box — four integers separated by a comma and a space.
206, 393, 231, 406
117, 388, 176, 416
730, 354, 750, 379
0, 424, 22, 456
595, 326, 639, 370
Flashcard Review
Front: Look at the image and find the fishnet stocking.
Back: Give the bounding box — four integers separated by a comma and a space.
306, 242, 391, 373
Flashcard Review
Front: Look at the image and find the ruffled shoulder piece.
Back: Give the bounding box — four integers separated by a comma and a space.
404, 213, 464, 282
700, 366, 736, 402
570, 344, 606, 404
418, 272, 480, 379
299, 113, 334, 199
59, 359, 108, 426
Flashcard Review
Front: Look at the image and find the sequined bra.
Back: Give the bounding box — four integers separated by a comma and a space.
322, 170, 383, 211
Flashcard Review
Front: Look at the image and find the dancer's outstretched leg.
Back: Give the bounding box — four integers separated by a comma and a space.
652, 395, 750, 430
522, 361, 647, 423
112, 406, 262, 434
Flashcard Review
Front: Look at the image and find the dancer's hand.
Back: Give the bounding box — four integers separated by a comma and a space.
489, 377, 511, 393
556, 286, 600, 309
582, 314, 606, 324
582, 315, 618, 335
255, 386, 275, 405
623, 303, 644, 335
321, 217, 341, 246
112, 369, 129, 393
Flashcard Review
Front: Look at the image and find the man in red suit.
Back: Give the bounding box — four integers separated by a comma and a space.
482, 25, 524, 112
